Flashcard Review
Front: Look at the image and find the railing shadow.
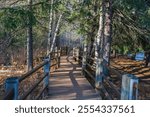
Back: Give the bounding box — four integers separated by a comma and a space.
66, 54, 83, 99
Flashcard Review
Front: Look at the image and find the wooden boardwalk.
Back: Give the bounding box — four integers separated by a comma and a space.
45, 55, 101, 100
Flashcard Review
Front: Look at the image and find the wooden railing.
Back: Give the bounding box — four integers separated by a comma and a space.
73, 47, 139, 100
3, 49, 61, 100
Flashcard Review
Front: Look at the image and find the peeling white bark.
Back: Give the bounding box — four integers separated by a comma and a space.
47, 0, 54, 56
50, 14, 63, 53
103, 0, 113, 65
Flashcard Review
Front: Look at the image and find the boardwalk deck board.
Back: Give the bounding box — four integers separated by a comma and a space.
45, 56, 101, 100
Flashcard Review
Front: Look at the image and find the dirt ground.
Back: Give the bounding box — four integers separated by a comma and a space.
111, 57, 150, 99
0, 64, 57, 100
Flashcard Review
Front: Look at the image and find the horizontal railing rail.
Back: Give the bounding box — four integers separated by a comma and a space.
19, 61, 48, 82
20, 73, 48, 100
73, 47, 139, 100
3, 48, 61, 100
3, 58, 50, 100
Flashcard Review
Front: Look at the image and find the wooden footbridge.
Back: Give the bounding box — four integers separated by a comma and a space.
45, 55, 100, 100
3, 47, 139, 100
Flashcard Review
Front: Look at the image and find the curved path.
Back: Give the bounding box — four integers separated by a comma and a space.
45, 55, 101, 100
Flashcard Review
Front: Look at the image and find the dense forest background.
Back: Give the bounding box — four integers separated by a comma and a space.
0, 0, 150, 69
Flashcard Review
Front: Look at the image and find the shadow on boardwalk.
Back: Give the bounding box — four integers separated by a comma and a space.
45, 55, 101, 100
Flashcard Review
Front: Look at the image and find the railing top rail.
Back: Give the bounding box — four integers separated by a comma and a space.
19, 61, 48, 82
3, 47, 62, 100
20, 73, 48, 100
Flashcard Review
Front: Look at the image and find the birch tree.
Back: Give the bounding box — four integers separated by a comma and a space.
103, 0, 113, 65
47, 0, 65, 54
95, 0, 105, 88
47, 0, 53, 56
50, 14, 63, 53
47, 0, 71, 54
95, 0, 105, 59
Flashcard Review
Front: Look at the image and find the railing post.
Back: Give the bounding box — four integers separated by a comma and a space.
44, 57, 50, 94
82, 43, 87, 75
58, 48, 61, 67
121, 74, 139, 100
73, 47, 75, 59
129, 77, 139, 99
5, 77, 19, 100
54, 47, 57, 69
57, 47, 58, 68
56, 47, 60, 68
82, 56, 86, 75
66, 46, 68, 55
95, 59, 103, 88
54, 47, 58, 69
76, 48, 79, 61
103, 60, 109, 77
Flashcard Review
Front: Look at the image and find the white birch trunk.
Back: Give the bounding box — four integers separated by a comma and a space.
51, 10, 56, 44
103, 0, 113, 65
50, 14, 63, 53
95, 13, 103, 59
47, 0, 53, 56
95, 0, 105, 88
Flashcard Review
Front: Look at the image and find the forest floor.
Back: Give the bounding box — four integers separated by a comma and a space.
0, 58, 65, 100
110, 57, 150, 99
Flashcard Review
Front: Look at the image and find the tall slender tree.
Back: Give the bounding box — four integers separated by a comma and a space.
95, 0, 105, 88
47, 0, 54, 56
103, 0, 113, 65
27, 0, 33, 71
50, 14, 63, 53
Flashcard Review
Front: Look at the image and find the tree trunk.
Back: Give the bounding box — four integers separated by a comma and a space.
47, 0, 53, 56
103, 0, 113, 65
50, 14, 62, 53
27, 0, 33, 71
95, 4, 104, 58
51, 10, 56, 46
95, 0, 105, 88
